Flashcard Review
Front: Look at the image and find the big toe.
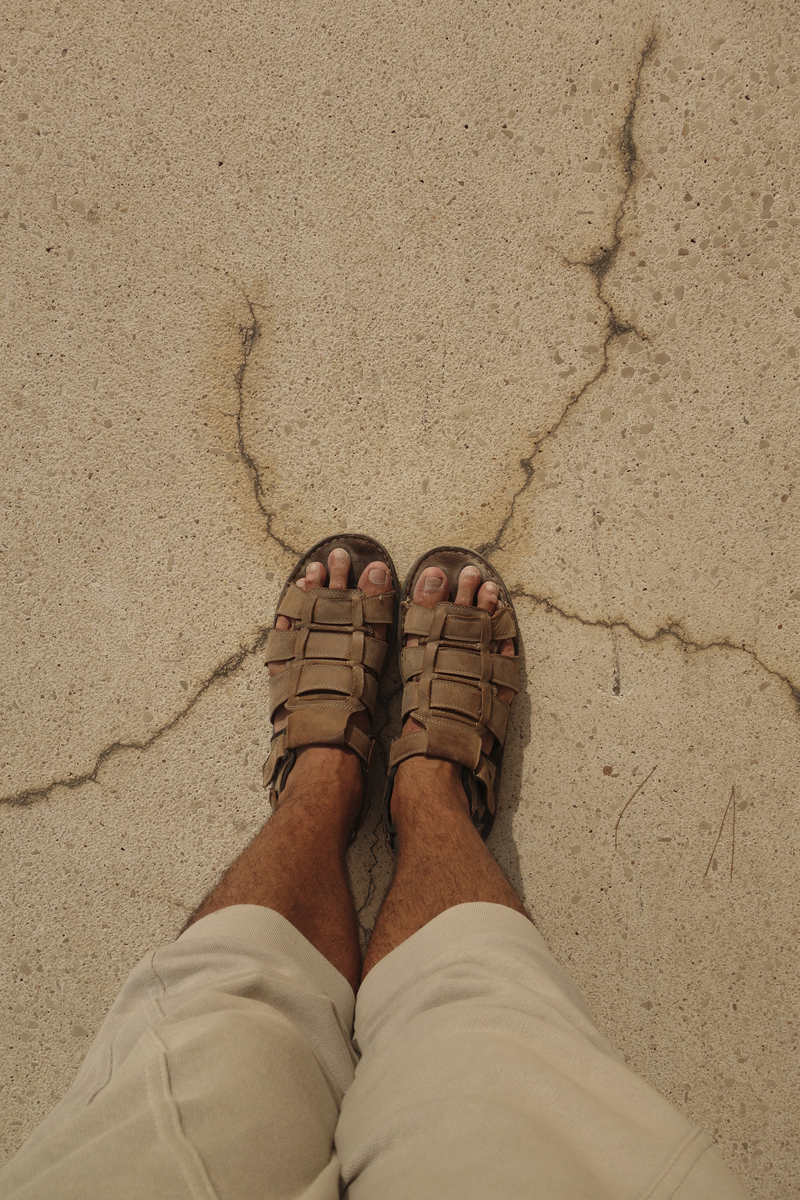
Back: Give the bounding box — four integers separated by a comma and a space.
413, 567, 449, 608
357, 560, 393, 596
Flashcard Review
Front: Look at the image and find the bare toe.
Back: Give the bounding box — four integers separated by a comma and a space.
296, 561, 325, 594
353, 559, 392, 643
454, 564, 482, 607
328, 547, 351, 590
357, 560, 392, 597
412, 566, 449, 608
306, 560, 326, 588
478, 584, 516, 661
476, 579, 499, 612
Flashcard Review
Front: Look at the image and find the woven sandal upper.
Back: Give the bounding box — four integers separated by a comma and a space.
263, 584, 395, 794
388, 598, 520, 816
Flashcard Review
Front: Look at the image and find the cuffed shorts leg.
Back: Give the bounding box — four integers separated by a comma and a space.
336, 903, 749, 1200
2, 901, 749, 1200
0, 905, 356, 1200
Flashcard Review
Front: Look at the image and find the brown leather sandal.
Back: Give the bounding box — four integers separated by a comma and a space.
382, 546, 520, 851
262, 533, 399, 832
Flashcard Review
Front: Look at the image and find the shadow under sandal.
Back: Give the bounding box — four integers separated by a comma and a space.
262, 533, 399, 834
383, 545, 520, 851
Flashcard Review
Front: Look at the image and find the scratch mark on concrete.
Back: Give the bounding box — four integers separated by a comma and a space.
510, 586, 800, 715
610, 636, 622, 697
477, 32, 658, 558
615, 764, 657, 850
0, 626, 273, 808
703, 785, 736, 881
234, 298, 301, 559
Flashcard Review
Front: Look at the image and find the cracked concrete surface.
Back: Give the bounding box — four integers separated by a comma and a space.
1, 1, 798, 1195
511, 587, 800, 710
234, 296, 304, 558
476, 32, 657, 560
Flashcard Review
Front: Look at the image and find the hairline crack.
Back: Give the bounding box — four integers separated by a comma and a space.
235, 298, 301, 559
478, 30, 658, 558
1, 625, 273, 807
511, 587, 800, 714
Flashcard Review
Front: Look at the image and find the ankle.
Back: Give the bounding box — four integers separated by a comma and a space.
390, 754, 470, 827
274, 745, 363, 823
294, 742, 363, 775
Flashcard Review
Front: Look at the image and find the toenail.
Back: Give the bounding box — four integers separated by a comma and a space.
423, 572, 443, 593
332, 548, 348, 561
369, 566, 388, 585
484, 581, 498, 594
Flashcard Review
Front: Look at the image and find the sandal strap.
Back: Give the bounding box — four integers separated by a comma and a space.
263, 585, 394, 800
401, 601, 515, 643
268, 662, 380, 722
277, 587, 395, 627
266, 627, 388, 673
387, 597, 519, 829
266, 586, 392, 722
263, 727, 379, 826
264, 721, 374, 787
399, 642, 518, 687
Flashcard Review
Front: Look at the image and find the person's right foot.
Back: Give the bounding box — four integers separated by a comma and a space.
267, 547, 392, 741
263, 542, 395, 826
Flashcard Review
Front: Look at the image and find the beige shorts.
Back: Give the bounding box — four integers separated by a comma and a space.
0, 903, 747, 1200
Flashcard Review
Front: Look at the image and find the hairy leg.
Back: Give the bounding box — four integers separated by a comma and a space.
188, 746, 364, 991
187, 547, 393, 994
362, 756, 525, 977
363, 564, 525, 980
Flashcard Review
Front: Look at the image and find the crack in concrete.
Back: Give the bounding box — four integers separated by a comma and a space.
584, 29, 658, 290
477, 31, 657, 559
234, 300, 301, 559
477, 322, 629, 556
511, 587, 800, 714
355, 812, 385, 939
590, 511, 622, 695
0, 626, 273, 808
1, 294, 304, 810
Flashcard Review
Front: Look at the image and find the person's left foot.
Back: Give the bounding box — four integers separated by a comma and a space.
390, 559, 517, 827
400, 563, 516, 755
